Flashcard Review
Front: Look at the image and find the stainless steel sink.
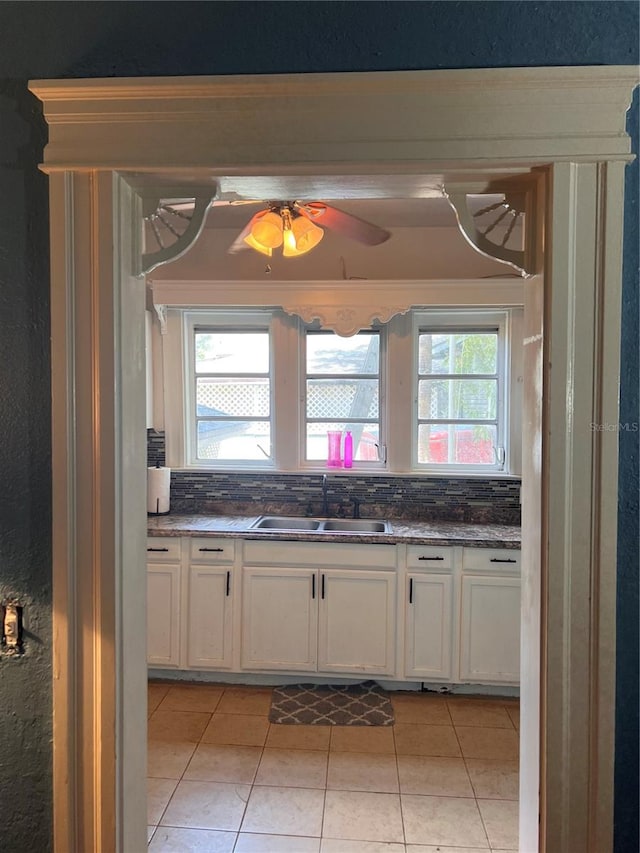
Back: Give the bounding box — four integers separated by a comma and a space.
250, 516, 391, 534
252, 516, 321, 530
322, 519, 389, 533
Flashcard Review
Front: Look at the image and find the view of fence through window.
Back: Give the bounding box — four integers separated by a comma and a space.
305, 331, 381, 462
194, 329, 271, 460
417, 330, 500, 465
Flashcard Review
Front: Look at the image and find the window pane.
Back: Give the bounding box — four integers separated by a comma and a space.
306, 379, 379, 419
306, 422, 380, 462
418, 379, 497, 420
196, 378, 270, 417
195, 331, 269, 374
197, 420, 270, 460
306, 332, 379, 374
419, 332, 497, 375
417, 424, 497, 464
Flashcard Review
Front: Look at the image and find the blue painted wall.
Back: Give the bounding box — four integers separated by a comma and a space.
0, 2, 636, 849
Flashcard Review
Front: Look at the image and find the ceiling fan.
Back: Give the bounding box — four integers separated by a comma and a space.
226, 200, 392, 258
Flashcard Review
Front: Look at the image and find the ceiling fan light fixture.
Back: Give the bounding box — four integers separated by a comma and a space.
291, 214, 324, 253
243, 231, 273, 256
250, 210, 283, 249
282, 226, 303, 257
232, 199, 386, 259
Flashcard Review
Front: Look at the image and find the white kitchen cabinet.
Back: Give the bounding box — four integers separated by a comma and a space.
147, 562, 181, 667
188, 565, 233, 669
318, 569, 396, 675
459, 575, 521, 683
405, 572, 454, 680
241, 564, 396, 677
241, 567, 318, 671
147, 537, 182, 667
187, 538, 235, 669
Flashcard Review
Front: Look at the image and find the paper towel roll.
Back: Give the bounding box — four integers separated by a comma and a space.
147, 466, 171, 515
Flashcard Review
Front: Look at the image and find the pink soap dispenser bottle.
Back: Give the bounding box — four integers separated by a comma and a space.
344, 430, 353, 468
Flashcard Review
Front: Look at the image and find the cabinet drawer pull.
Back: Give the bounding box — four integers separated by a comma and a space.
147, 547, 169, 552
409, 577, 414, 604
489, 557, 517, 563
312, 574, 316, 599
199, 547, 224, 552
321, 574, 325, 599
418, 555, 444, 561
226, 571, 231, 596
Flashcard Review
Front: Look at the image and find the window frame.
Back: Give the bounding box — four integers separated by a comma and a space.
411, 310, 512, 474
183, 309, 276, 469
300, 325, 386, 471
162, 306, 521, 477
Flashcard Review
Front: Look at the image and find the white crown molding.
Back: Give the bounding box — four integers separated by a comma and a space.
30, 67, 638, 171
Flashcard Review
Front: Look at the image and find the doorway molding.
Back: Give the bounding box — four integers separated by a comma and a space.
30, 66, 638, 853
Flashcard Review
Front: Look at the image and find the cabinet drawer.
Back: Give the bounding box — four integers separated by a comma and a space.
462, 546, 521, 573
189, 537, 236, 563
406, 544, 454, 570
243, 539, 396, 569
146, 537, 181, 562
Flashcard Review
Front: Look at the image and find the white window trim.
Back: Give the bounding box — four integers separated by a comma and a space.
163, 305, 521, 477
411, 309, 516, 475
299, 324, 387, 472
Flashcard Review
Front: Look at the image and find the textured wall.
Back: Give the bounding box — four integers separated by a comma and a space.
0, 2, 637, 849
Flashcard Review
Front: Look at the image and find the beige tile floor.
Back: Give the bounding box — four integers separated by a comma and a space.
147, 681, 520, 853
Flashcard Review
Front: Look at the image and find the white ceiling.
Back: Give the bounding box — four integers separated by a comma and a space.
204, 196, 461, 230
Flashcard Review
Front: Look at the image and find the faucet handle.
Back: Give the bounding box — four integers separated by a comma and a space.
350, 497, 362, 519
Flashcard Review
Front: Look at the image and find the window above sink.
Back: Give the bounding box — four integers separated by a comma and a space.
157, 301, 523, 477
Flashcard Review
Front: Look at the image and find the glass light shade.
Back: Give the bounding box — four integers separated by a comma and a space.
243, 232, 272, 256
282, 226, 304, 257
250, 211, 283, 249
291, 216, 324, 253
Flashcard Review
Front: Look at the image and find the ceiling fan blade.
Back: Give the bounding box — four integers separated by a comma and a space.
300, 203, 391, 246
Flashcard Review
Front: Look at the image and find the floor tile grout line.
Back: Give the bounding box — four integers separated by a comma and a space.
449, 715, 493, 849
148, 684, 519, 849
393, 724, 409, 847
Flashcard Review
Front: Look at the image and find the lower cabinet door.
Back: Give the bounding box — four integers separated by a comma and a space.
147, 563, 180, 667
188, 565, 233, 669
241, 567, 317, 671
317, 570, 396, 676
405, 573, 453, 680
460, 575, 521, 683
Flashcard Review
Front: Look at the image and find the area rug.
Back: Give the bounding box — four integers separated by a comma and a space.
269, 680, 394, 726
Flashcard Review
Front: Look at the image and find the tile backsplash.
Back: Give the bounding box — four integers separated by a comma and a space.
148, 430, 520, 525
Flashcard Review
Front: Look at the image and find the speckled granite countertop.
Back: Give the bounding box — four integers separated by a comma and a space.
147, 514, 521, 548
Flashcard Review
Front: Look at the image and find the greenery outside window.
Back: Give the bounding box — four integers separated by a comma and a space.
414, 312, 508, 472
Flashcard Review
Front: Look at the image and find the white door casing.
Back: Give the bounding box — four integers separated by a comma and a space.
30, 67, 638, 853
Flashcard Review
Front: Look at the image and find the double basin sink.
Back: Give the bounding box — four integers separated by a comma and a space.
250, 516, 391, 534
